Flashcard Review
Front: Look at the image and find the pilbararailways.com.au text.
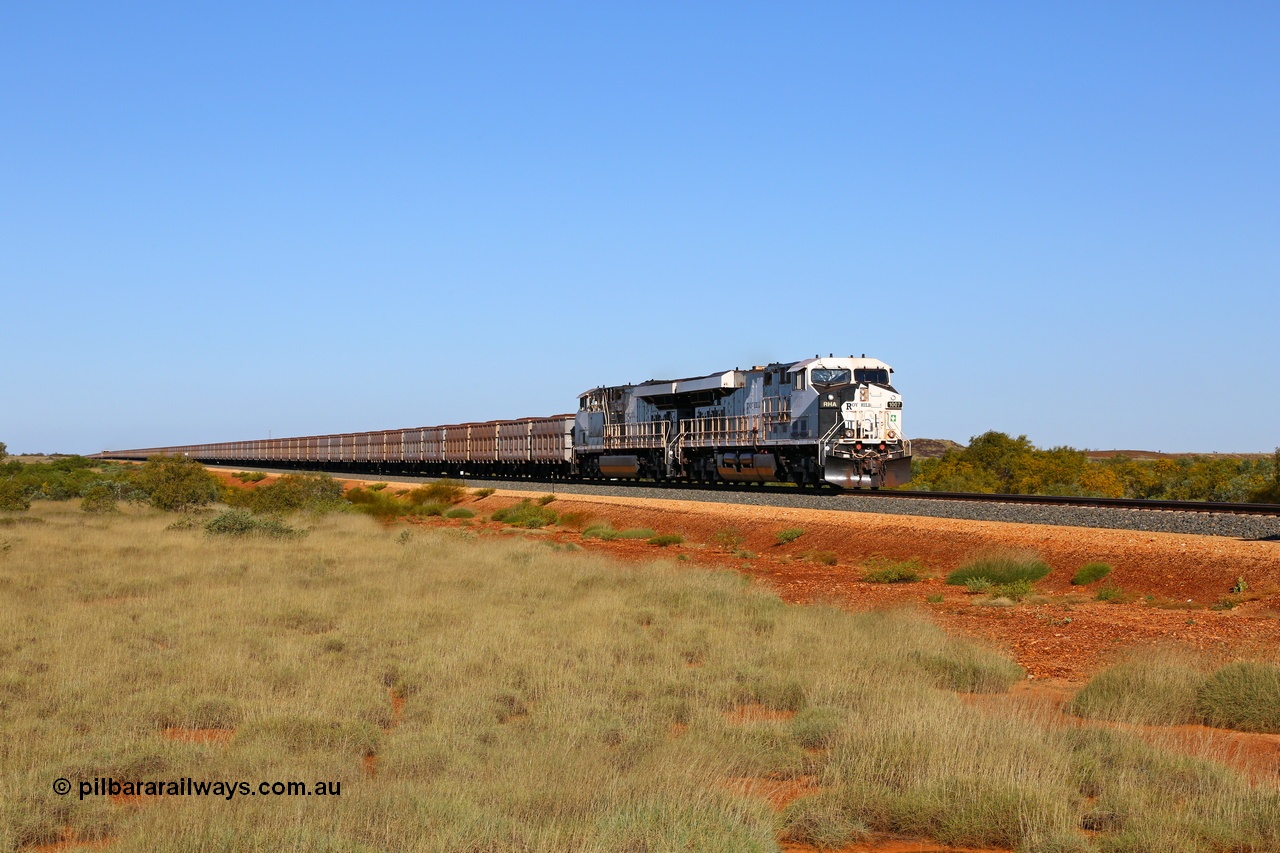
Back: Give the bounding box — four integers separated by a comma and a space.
63, 777, 341, 801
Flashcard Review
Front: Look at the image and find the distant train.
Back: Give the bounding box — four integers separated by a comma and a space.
96, 355, 912, 489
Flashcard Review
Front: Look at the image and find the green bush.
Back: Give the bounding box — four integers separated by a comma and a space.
862, 557, 924, 583
204, 509, 302, 538
239, 473, 345, 514
537, 493, 557, 506
1072, 562, 1113, 585
407, 479, 467, 506
472, 487, 496, 499
582, 525, 655, 541
647, 534, 684, 547
0, 479, 31, 512
946, 550, 1050, 587
712, 528, 744, 551
443, 508, 474, 519
990, 578, 1034, 601
79, 483, 119, 514
1196, 662, 1280, 733
490, 500, 558, 529
232, 471, 266, 483
344, 487, 408, 520
775, 527, 805, 545
134, 455, 220, 512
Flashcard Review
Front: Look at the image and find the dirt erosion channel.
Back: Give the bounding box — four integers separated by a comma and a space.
210, 471, 1280, 853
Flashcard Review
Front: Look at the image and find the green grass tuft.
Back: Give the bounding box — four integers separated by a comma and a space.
490, 500, 558, 528
1072, 561, 1113, 585
946, 549, 1050, 586
775, 527, 805, 545
1196, 662, 1280, 733
862, 557, 924, 583
647, 534, 684, 547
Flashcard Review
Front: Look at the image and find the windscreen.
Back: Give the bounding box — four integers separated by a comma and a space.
854, 368, 890, 385
810, 368, 851, 386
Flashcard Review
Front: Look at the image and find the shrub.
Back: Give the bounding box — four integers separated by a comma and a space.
946, 549, 1050, 587
536, 494, 557, 506
0, 479, 31, 512
582, 525, 655, 541
802, 550, 838, 566
775, 527, 805, 545
80, 483, 119, 514
412, 502, 447, 517
1095, 583, 1125, 603
1196, 662, 1280, 733
244, 473, 345, 514
963, 578, 992, 594
862, 557, 923, 583
232, 471, 266, 483
472, 487, 496, 499
1072, 562, 1113, 585
367, 482, 389, 492
490, 500, 558, 529
443, 507, 474, 519
406, 479, 466, 506
345, 487, 408, 521
989, 578, 1034, 601
204, 509, 302, 538
647, 534, 684, 547
712, 528, 745, 551
134, 455, 220, 512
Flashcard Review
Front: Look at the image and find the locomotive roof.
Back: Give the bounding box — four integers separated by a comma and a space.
578, 356, 893, 398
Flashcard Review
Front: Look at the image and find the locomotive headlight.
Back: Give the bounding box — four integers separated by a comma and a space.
827, 394, 834, 400
844, 429, 854, 438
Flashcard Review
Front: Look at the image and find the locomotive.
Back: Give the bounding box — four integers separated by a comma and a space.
96, 355, 911, 489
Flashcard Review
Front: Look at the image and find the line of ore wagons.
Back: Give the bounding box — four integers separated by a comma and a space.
122, 416, 577, 472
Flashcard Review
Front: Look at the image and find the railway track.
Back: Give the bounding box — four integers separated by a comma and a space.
214, 464, 1280, 539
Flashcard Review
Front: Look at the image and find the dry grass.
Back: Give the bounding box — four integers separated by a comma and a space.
0, 502, 1277, 851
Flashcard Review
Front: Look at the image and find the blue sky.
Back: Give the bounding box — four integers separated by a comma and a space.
3, 3, 1277, 454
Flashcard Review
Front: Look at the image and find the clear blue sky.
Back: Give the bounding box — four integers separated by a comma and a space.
3, 3, 1277, 454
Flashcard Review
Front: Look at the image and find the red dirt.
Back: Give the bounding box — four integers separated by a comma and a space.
726, 775, 820, 809
726, 703, 797, 724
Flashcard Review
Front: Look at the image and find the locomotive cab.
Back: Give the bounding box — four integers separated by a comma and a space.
792, 357, 911, 489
